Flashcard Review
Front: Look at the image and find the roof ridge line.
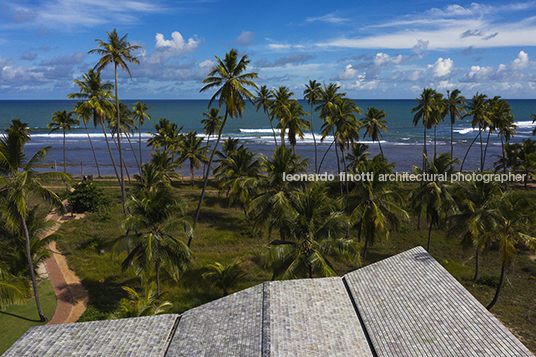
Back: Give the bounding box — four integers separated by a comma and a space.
261, 281, 271, 357
342, 276, 379, 357
162, 314, 181, 357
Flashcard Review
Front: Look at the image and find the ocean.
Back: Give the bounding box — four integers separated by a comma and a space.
0, 99, 535, 177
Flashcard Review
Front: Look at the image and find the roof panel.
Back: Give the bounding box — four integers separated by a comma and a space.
343, 246, 535, 357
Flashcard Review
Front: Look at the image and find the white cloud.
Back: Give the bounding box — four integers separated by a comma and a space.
460, 51, 534, 83
306, 13, 350, 24
235, 31, 255, 46
511, 50, 529, 70
428, 57, 453, 77
155, 32, 200, 53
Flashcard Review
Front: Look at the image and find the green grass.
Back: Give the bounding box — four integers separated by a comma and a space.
0, 279, 57, 355
46, 179, 536, 353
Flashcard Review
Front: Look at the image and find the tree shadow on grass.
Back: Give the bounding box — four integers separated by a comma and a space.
0, 311, 42, 323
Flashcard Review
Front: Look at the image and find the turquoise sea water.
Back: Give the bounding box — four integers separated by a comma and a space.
0, 99, 535, 176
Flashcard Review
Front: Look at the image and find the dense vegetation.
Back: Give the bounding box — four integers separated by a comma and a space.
1, 30, 536, 354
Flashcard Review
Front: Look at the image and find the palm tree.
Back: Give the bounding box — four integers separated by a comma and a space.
132, 163, 173, 194
89, 28, 141, 214
48, 110, 79, 174
201, 107, 223, 177
0, 122, 70, 321
445, 89, 466, 159
317, 83, 345, 174
270, 86, 294, 147
321, 96, 362, 201
110, 101, 140, 178
345, 143, 371, 172
132, 102, 151, 167
412, 88, 437, 170
485, 97, 515, 171
195, 49, 258, 228
485, 191, 536, 310
148, 118, 183, 155
202, 261, 247, 296
262, 185, 360, 279
254, 85, 277, 146
448, 180, 502, 282
0, 262, 30, 308
361, 106, 389, 156
214, 146, 261, 220
250, 146, 309, 239
304, 80, 322, 173
120, 188, 194, 295
69, 69, 118, 181
176, 131, 209, 187
410, 153, 459, 252
462, 93, 490, 171
350, 156, 408, 263
277, 100, 310, 153
73, 101, 102, 177
111, 283, 172, 318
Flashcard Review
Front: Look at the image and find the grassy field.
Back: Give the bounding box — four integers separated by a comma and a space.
0, 279, 57, 355
43, 178, 536, 353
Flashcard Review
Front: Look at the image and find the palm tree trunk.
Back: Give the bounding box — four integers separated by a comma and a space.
115, 62, 127, 215
190, 159, 195, 187
139, 121, 143, 167
332, 129, 342, 197
434, 125, 437, 157
269, 117, 278, 148
378, 140, 384, 157
84, 121, 101, 177
423, 128, 427, 171
482, 129, 492, 171
450, 114, 454, 160
112, 137, 131, 184
486, 262, 506, 310
203, 136, 210, 178
342, 147, 351, 238
63, 129, 66, 173
427, 220, 433, 252
126, 133, 140, 176
318, 139, 335, 174
473, 248, 480, 282
310, 105, 317, 173
22, 216, 47, 322
480, 124, 484, 171
102, 125, 121, 183
194, 111, 229, 239
460, 130, 481, 172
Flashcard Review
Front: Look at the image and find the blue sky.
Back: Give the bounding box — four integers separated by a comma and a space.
2, 0, 536, 99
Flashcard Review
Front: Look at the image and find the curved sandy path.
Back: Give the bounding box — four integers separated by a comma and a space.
42, 205, 89, 325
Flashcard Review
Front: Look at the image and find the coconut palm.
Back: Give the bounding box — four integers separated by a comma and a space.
214, 147, 261, 220
201, 107, 223, 176
89, 28, 141, 214
120, 188, 194, 295
461, 93, 490, 171
176, 131, 209, 187
262, 185, 359, 280
277, 100, 310, 153
73, 101, 102, 177
445, 89, 466, 159
304, 80, 322, 173
448, 180, 502, 282
202, 261, 247, 296
0, 262, 30, 308
0, 122, 70, 321
361, 106, 389, 157
48, 110, 79, 174
132, 102, 151, 167
317, 83, 345, 174
110, 101, 140, 177
250, 146, 309, 239
412, 88, 438, 170
270, 86, 294, 146
148, 118, 183, 156
410, 153, 459, 252
485, 97, 515, 172
350, 156, 408, 263
195, 49, 258, 228
485, 191, 536, 310
321, 96, 362, 201
346, 143, 371, 172
254, 85, 277, 146
68, 69, 119, 181
111, 282, 172, 318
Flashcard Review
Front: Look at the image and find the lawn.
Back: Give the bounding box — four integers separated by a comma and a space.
38, 178, 536, 354
0, 279, 57, 355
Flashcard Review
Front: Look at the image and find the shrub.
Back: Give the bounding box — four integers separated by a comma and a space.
477, 275, 501, 288
68, 182, 111, 213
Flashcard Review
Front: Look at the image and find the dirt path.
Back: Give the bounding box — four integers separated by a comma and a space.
41, 203, 89, 325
